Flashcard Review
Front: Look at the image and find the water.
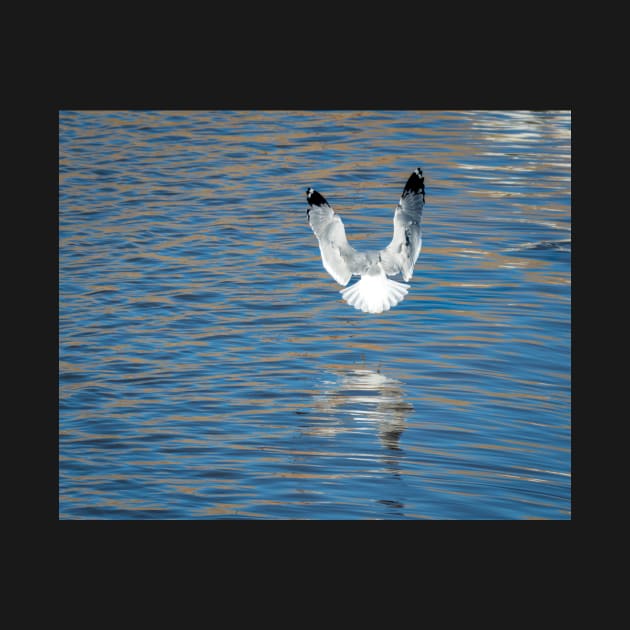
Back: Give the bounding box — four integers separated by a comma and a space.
59, 110, 571, 519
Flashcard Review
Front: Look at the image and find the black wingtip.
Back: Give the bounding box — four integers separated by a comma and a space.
306, 187, 329, 207
402, 168, 425, 200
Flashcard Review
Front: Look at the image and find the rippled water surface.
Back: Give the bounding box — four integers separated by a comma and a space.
59, 110, 571, 519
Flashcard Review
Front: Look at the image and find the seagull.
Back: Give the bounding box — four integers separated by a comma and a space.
306, 168, 426, 313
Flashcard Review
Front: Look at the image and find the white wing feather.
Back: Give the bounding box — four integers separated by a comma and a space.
379, 169, 425, 281
306, 189, 368, 286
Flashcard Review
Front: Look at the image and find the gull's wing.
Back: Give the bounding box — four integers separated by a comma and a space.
306, 187, 368, 286
379, 168, 425, 281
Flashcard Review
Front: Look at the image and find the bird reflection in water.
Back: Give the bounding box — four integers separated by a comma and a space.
306, 366, 414, 452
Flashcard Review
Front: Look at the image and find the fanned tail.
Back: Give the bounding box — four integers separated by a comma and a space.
340, 272, 410, 314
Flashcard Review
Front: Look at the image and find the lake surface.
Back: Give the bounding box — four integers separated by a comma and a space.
59, 110, 571, 519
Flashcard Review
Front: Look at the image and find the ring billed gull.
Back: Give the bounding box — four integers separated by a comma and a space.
306, 168, 425, 313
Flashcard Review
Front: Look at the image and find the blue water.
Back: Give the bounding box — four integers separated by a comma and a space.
59, 110, 571, 519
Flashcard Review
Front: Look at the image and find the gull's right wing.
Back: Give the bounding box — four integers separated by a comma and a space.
379, 168, 425, 281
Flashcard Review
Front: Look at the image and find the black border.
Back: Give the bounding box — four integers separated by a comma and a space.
49, 43, 573, 578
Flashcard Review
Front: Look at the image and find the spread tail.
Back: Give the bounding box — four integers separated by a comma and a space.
340, 272, 410, 313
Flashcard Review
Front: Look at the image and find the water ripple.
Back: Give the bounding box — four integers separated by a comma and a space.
60, 110, 571, 519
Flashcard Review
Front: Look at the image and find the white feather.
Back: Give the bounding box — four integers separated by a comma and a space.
340, 268, 410, 314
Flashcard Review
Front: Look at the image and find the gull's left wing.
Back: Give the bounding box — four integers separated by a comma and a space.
306, 187, 368, 286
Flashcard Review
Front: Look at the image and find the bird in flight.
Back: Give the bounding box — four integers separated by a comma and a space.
306, 168, 426, 313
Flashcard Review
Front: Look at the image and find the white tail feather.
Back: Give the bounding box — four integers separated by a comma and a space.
340, 272, 410, 313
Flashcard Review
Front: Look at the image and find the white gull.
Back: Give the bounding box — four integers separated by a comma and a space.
306, 168, 426, 313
